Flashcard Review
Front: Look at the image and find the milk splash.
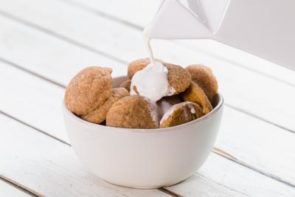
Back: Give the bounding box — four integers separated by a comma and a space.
130, 25, 174, 102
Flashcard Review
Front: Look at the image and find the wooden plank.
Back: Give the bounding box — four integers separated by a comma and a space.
170, 154, 295, 197
0, 179, 32, 197
218, 107, 295, 185
0, 115, 170, 197
0, 15, 125, 86
0, 58, 68, 142
1, 0, 295, 133
0, 8, 293, 187
61, 0, 159, 27
64, 0, 295, 86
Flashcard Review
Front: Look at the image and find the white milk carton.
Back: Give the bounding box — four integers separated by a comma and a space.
148, 0, 295, 70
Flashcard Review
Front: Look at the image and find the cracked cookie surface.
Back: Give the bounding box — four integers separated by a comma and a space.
65, 66, 112, 117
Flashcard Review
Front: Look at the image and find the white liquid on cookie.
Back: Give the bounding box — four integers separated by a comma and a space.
130, 26, 174, 102
130, 62, 171, 102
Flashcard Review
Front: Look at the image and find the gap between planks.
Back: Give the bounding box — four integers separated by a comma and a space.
0, 9, 293, 136
0, 175, 44, 197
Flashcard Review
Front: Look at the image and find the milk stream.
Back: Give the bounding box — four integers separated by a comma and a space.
143, 26, 156, 65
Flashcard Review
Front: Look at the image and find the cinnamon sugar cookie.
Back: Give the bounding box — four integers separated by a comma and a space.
160, 102, 203, 128
65, 66, 112, 116
83, 88, 129, 123
186, 64, 218, 103
106, 96, 158, 129
165, 63, 191, 94
181, 82, 213, 114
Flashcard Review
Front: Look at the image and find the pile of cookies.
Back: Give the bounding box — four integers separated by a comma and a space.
64, 58, 218, 129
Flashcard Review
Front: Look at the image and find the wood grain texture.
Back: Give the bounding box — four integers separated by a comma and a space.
1, 0, 295, 133
0, 36, 294, 196
0, 2, 293, 187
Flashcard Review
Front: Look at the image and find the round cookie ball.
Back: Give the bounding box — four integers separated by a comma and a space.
181, 82, 213, 114
160, 102, 203, 128
106, 96, 158, 129
186, 64, 218, 103
165, 63, 192, 94
82, 88, 129, 123
65, 66, 112, 116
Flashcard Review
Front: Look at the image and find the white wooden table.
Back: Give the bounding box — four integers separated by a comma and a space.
0, 0, 295, 196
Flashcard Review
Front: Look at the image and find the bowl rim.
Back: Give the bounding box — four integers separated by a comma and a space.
63, 93, 224, 134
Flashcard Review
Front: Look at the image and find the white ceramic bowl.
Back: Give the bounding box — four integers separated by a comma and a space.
63, 76, 224, 189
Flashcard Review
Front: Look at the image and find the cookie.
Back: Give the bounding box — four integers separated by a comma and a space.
186, 64, 218, 103
65, 66, 112, 116
160, 102, 203, 128
82, 88, 129, 123
181, 82, 213, 114
106, 96, 158, 129
165, 63, 192, 94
